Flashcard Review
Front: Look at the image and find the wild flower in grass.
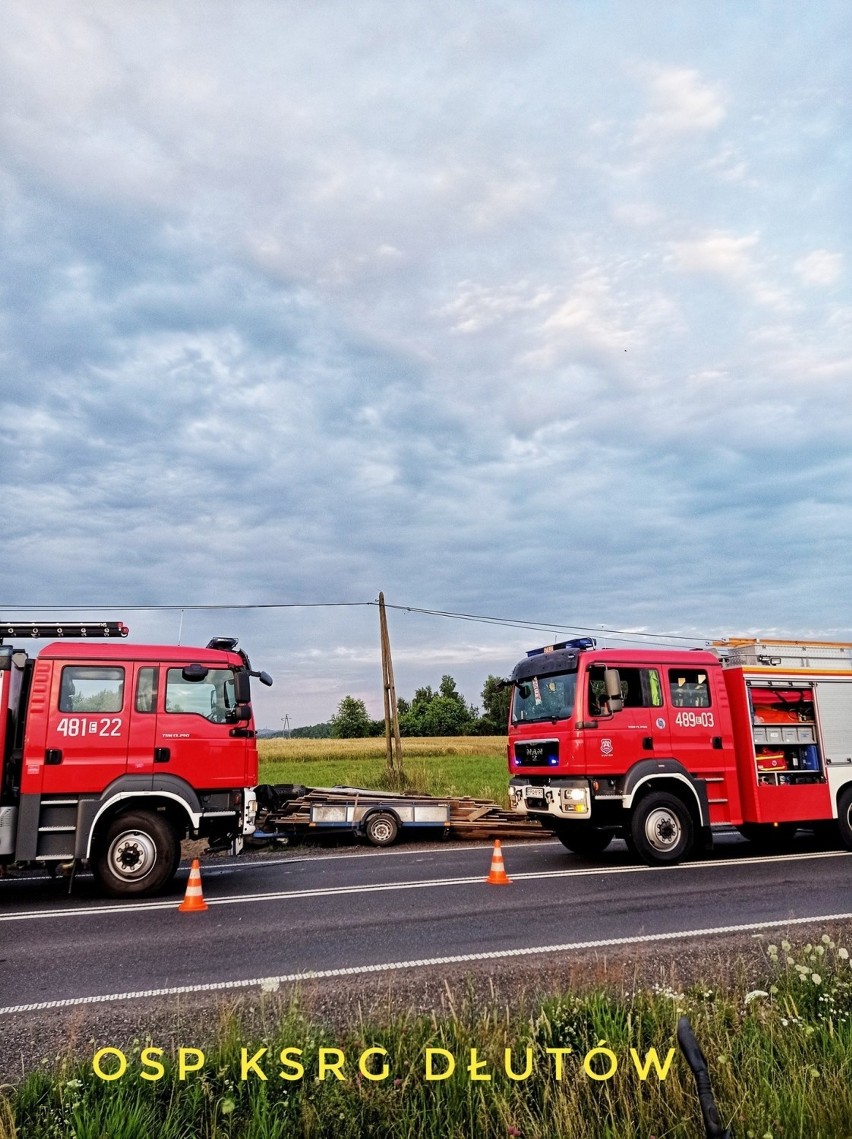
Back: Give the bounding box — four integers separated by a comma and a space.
811, 973, 822, 985
839, 948, 849, 961
220, 1097, 236, 1116
744, 990, 769, 1005
650, 983, 684, 1002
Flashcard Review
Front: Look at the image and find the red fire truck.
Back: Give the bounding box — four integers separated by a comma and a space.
0, 622, 272, 896
507, 636, 852, 864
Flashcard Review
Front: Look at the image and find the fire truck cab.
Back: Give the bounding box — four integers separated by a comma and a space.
507, 637, 852, 864
0, 622, 272, 896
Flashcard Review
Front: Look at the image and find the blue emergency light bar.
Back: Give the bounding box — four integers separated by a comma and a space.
526, 637, 596, 657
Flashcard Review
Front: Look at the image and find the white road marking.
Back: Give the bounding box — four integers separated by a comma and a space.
1, 849, 848, 923
3, 910, 852, 1016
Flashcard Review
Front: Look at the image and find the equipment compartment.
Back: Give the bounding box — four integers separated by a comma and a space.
749, 685, 824, 785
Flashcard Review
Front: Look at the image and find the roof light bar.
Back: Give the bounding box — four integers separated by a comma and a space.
526, 637, 596, 657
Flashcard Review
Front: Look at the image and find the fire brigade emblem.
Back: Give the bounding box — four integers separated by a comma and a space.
600, 738, 613, 756
655, 717, 666, 729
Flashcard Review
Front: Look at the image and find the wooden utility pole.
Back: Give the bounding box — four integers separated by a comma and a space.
378, 592, 405, 784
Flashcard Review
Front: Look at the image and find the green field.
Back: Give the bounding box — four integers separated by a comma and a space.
258, 736, 509, 805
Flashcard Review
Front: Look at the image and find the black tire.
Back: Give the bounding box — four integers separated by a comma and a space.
92, 811, 179, 897
630, 792, 693, 865
738, 823, 797, 852
837, 787, 852, 850
363, 811, 399, 847
552, 823, 613, 856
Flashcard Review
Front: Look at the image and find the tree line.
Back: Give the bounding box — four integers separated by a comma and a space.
286, 674, 510, 738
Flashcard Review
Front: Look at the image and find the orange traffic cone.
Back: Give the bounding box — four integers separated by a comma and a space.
485, 839, 512, 885
178, 858, 208, 912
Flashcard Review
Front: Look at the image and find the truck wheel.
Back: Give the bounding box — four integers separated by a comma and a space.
837, 787, 852, 850
552, 823, 613, 856
93, 811, 179, 897
630, 793, 693, 865
364, 812, 399, 847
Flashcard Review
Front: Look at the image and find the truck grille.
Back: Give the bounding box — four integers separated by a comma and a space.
513, 740, 559, 767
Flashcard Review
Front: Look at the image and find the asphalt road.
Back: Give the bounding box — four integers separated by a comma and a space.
2, 833, 852, 1014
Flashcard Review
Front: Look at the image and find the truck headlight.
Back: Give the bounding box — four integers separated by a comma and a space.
559, 785, 590, 814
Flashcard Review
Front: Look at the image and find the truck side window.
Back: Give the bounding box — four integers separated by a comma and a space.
669, 670, 711, 708
135, 667, 158, 714
59, 667, 125, 713
588, 667, 662, 712
165, 668, 237, 722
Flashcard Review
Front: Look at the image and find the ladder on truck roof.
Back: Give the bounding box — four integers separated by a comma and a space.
714, 637, 852, 671
0, 621, 129, 643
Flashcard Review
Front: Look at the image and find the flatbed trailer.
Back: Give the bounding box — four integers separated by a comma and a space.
254, 784, 543, 846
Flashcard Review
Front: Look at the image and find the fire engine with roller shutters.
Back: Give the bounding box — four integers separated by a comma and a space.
0, 621, 272, 896
507, 636, 852, 863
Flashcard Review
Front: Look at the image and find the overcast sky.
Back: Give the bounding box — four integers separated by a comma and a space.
1, 2, 850, 728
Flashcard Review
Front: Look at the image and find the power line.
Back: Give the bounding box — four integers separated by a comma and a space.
0, 602, 372, 611
0, 598, 717, 648
381, 603, 711, 647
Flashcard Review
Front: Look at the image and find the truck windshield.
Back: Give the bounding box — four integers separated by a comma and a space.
512, 672, 576, 723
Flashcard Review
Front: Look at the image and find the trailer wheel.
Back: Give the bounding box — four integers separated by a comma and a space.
552, 823, 613, 856
837, 787, 852, 850
93, 811, 179, 897
630, 792, 693, 865
363, 811, 399, 847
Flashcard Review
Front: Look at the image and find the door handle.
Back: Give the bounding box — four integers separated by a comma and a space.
45, 749, 62, 765
154, 748, 171, 764
711, 736, 723, 749
642, 737, 654, 750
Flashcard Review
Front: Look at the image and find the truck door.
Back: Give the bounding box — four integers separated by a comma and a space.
662, 665, 739, 824
149, 664, 250, 790
41, 661, 131, 794
127, 664, 161, 778
664, 666, 727, 774
582, 664, 662, 773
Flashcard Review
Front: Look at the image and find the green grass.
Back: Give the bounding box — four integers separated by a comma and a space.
258, 737, 509, 805
6, 934, 852, 1137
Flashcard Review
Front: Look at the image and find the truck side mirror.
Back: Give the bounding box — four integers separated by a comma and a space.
234, 671, 252, 704
604, 669, 624, 713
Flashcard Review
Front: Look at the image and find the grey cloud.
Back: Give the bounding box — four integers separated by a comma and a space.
1, 1, 850, 726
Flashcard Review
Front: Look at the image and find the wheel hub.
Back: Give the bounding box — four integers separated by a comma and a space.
645, 808, 680, 851
109, 830, 157, 880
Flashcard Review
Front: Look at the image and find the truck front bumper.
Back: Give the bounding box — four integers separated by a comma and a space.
509, 777, 592, 822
